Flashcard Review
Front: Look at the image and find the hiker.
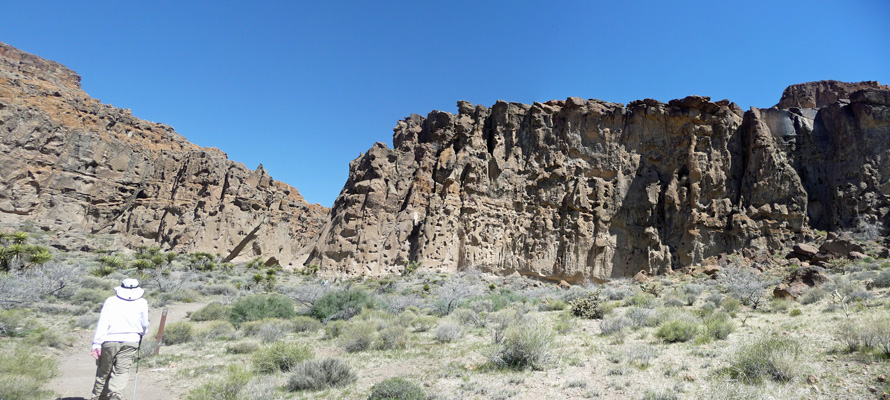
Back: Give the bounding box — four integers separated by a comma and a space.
90, 278, 150, 400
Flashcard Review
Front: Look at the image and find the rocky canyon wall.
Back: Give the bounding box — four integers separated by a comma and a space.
307, 81, 890, 282
0, 42, 328, 266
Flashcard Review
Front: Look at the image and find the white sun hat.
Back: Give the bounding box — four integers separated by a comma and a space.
114, 278, 145, 300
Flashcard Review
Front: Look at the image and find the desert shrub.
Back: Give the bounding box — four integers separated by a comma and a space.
488, 308, 523, 343
410, 315, 438, 332
163, 321, 194, 345
189, 302, 231, 321
599, 315, 631, 336
788, 308, 802, 317
199, 283, 238, 297
0, 309, 34, 337
727, 334, 803, 383
470, 290, 527, 312
338, 321, 376, 352
602, 285, 634, 301
376, 326, 407, 350
197, 321, 236, 341
663, 296, 685, 308
468, 298, 494, 313
769, 298, 790, 313
704, 293, 723, 306
720, 298, 741, 313
78, 276, 111, 290
874, 270, 890, 288
553, 311, 575, 334
310, 289, 374, 321
703, 312, 735, 340
434, 321, 462, 343
718, 265, 770, 309
285, 358, 356, 391
656, 319, 700, 343
226, 341, 260, 354
184, 364, 252, 400
625, 345, 659, 369
28, 327, 71, 349
540, 299, 567, 311
252, 341, 313, 373
836, 318, 890, 355
797, 287, 825, 305
624, 292, 657, 308
490, 317, 555, 370
569, 291, 605, 319
72, 288, 107, 311
75, 314, 100, 330
433, 276, 482, 315
626, 307, 659, 329
368, 377, 427, 400
682, 283, 705, 305
0, 347, 57, 400
229, 294, 296, 326
292, 316, 323, 333
324, 320, 347, 339
451, 308, 484, 328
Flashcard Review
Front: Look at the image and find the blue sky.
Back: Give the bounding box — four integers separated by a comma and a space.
2, 1, 888, 206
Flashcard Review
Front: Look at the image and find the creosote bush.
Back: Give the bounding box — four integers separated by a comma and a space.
435, 321, 462, 343
228, 293, 296, 326
338, 321, 376, 352
727, 334, 803, 383
286, 358, 356, 391
292, 315, 323, 333
162, 321, 194, 345
184, 364, 251, 400
368, 377, 427, 400
491, 317, 556, 370
0, 347, 58, 400
251, 341, 313, 373
189, 302, 231, 321
310, 289, 374, 321
656, 319, 699, 343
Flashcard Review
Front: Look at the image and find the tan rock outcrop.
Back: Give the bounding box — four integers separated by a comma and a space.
0, 42, 328, 265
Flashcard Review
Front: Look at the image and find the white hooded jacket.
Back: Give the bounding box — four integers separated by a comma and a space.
92, 294, 150, 349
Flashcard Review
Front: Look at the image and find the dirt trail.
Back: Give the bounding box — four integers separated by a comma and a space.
48, 301, 207, 400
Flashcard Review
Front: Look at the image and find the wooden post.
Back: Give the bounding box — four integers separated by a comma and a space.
154, 308, 168, 354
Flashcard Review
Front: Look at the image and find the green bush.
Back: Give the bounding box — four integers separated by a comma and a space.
798, 287, 825, 305
491, 317, 555, 370
338, 322, 376, 352
241, 318, 295, 343
368, 377, 427, 400
720, 298, 741, 313
410, 315, 438, 332
727, 334, 802, 383
0, 309, 34, 337
229, 294, 296, 326
874, 270, 890, 288
162, 321, 194, 345
285, 358, 356, 391
656, 320, 700, 343
434, 321, 462, 343
569, 291, 605, 319
702, 312, 735, 340
252, 341, 313, 373
72, 289, 108, 311
184, 364, 252, 400
196, 321, 236, 341
324, 320, 347, 339
310, 289, 374, 321
0, 347, 57, 400
292, 316, 323, 333
376, 326, 407, 350
189, 302, 231, 321
226, 341, 260, 354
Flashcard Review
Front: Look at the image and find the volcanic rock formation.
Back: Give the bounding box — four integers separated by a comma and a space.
0, 42, 328, 265
307, 82, 890, 282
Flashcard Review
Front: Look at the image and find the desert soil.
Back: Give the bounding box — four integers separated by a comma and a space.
47, 301, 207, 400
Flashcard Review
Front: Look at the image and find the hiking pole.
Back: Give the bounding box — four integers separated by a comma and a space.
132, 334, 143, 400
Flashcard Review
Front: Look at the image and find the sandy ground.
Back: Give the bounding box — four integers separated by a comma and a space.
48, 301, 207, 400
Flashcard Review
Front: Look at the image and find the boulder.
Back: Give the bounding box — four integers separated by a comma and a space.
793, 243, 820, 258
820, 237, 865, 257
633, 270, 650, 283
773, 266, 830, 299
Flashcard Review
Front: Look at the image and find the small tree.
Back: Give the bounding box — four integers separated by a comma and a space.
717, 265, 770, 310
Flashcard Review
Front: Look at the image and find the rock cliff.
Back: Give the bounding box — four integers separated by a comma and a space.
0, 42, 328, 265
307, 81, 890, 281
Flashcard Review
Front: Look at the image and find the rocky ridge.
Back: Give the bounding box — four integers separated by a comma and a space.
307, 81, 890, 282
0, 42, 328, 266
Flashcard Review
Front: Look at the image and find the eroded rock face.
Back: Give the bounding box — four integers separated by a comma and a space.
308, 81, 890, 281
776, 80, 889, 109
0, 42, 328, 265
